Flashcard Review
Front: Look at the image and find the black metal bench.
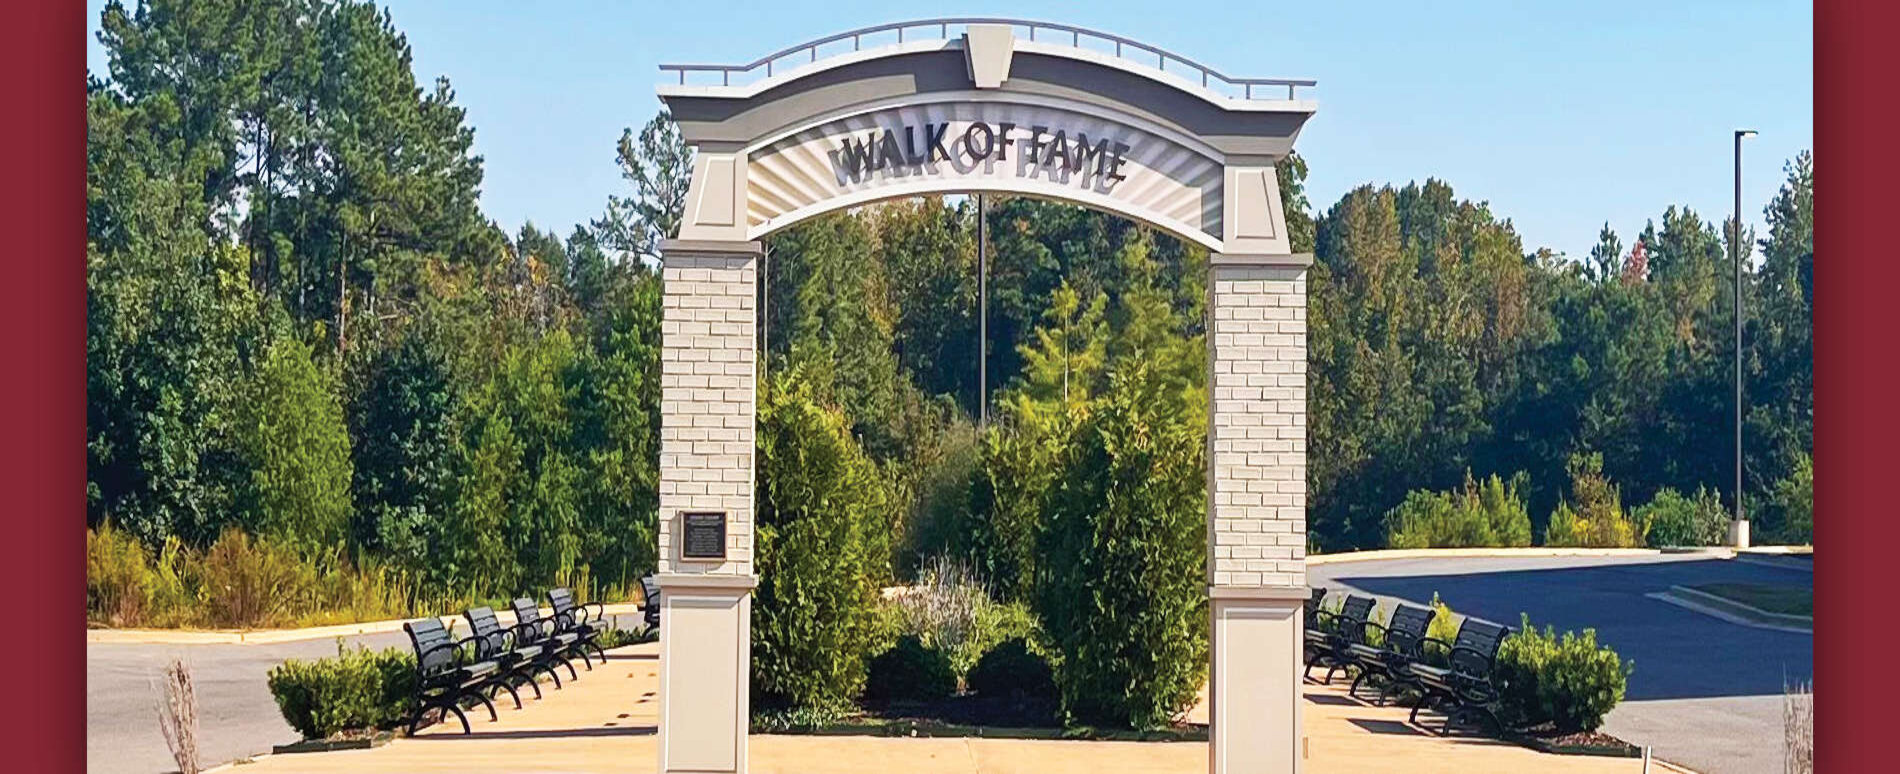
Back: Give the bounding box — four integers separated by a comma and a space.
549, 587, 609, 666
1399, 615, 1511, 735
1304, 594, 1375, 684
511, 596, 582, 680
1301, 586, 1328, 646
401, 617, 501, 735
1345, 602, 1436, 705
640, 575, 661, 635
464, 605, 561, 704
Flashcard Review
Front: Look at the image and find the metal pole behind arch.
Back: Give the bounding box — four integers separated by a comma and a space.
977, 193, 988, 428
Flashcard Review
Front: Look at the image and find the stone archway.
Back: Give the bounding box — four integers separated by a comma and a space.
651, 20, 1316, 774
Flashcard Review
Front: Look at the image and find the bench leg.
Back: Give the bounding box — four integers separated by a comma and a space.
557, 655, 579, 681
406, 704, 432, 736
496, 679, 523, 710
446, 702, 472, 734
472, 690, 498, 722
519, 670, 543, 700
587, 640, 608, 662
1347, 668, 1374, 701
577, 646, 594, 670
540, 662, 563, 689
1407, 691, 1439, 726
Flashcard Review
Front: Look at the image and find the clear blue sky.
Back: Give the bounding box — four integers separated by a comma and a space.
86, 1, 1812, 260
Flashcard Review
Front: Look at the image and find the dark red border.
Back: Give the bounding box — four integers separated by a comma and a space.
0, 2, 84, 771
1815, 1, 1900, 771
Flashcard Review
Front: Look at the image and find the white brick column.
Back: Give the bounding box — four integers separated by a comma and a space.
1205, 256, 1310, 774
656, 239, 760, 774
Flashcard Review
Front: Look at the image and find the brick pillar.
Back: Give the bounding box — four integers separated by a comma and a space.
1205, 257, 1309, 774
656, 239, 761, 774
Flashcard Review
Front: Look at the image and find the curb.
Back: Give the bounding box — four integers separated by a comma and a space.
1307, 545, 1811, 566
1732, 553, 1813, 573
87, 602, 646, 646
1646, 589, 1811, 634
1667, 585, 1812, 628
1307, 547, 1666, 565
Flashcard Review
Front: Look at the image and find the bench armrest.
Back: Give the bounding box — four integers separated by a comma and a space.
1448, 645, 1500, 674
417, 635, 480, 669
517, 616, 552, 638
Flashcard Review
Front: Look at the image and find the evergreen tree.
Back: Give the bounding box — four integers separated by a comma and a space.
233, 323, 355, 559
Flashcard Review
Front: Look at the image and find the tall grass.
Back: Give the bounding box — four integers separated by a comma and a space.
88, 527, 413, 630
87, 525, 637, 630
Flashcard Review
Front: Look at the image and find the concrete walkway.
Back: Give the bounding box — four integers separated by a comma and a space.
219, 641, 1658, 774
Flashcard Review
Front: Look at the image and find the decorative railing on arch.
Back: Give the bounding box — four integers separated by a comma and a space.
658, 17, 1315, 101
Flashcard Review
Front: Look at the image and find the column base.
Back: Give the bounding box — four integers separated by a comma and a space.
1208, 586, 1307, 774
1729, 519, 1751, 549
656, 573, 756, 774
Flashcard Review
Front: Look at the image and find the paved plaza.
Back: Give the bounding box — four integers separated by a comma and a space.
213, 640, 1659, 774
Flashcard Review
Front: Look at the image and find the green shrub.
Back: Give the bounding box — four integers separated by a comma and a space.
1636, 487, 1728, 548
1035, 362, 1206, 730
1419, 593, 1461, 666
864, 634, 957, 702
1362, 604, 1390, 648
594, 627, 654, 650
267, 643, 417, 739
1543, 453, 1644, 548
967, 637, 1057, 699
1385, 471, 1533, 549
1495, 614, 1632, 732
751, 371, 894, 711
1772, 454, 1813, 544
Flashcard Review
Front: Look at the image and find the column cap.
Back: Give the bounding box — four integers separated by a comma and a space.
1210, 252, 1313, 267
1209, 585, 1312, 601
654, 572, 760, 592
661, 238, 765, 257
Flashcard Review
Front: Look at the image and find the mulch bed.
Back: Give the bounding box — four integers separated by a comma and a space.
1507, 726, 1643, 757
271, 729, 396, 754
773, 694, 1206, 742
862, 694, 1061, 729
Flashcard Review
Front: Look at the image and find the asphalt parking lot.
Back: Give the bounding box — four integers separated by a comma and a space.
1312, 553, 1813, 774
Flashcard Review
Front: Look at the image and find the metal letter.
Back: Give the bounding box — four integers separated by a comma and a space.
1026, 125, 1048, 163
1106, 140, 1132, 182
964, 122, 995, 159
876, 128, 905, 171
926, 122, 951, 162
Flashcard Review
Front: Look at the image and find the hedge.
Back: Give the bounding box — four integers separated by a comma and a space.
267, 643, 416, 739
863, 634, 956, 702
1495, 614, 1633, 732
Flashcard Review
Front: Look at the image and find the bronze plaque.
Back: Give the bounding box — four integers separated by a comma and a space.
681, 512, 726, 560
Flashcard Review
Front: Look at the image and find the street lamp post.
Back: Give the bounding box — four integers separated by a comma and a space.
1731, 129, 1756, 548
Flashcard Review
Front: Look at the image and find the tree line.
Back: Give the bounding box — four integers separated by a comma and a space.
87, 1, 1813, 626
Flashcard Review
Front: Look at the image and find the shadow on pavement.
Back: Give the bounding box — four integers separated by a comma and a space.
415, 725, 658, 741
